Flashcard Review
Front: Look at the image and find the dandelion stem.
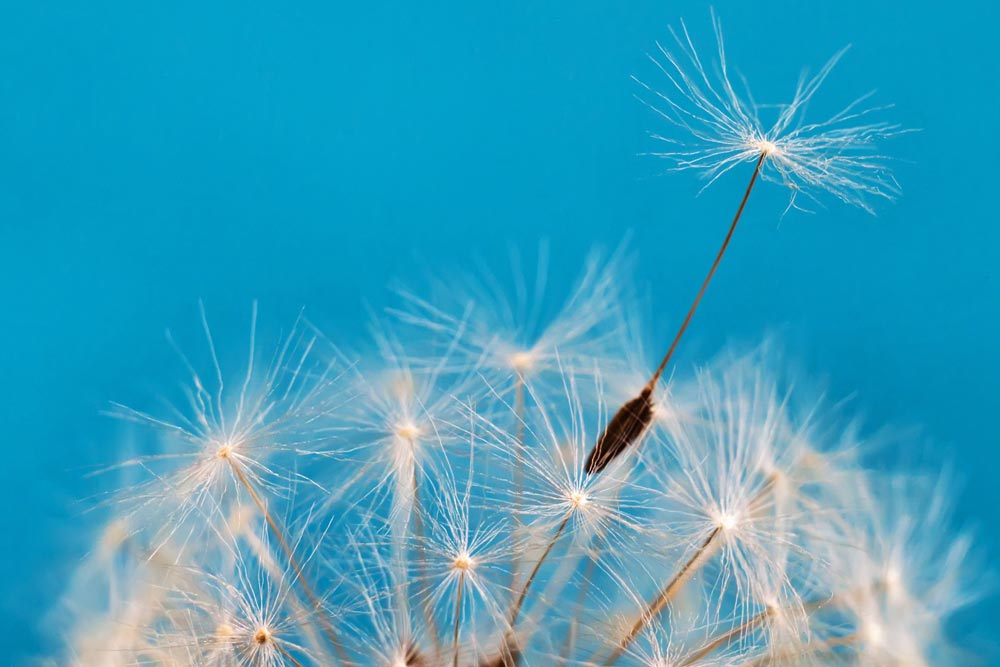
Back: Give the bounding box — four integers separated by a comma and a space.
275, 640, 307, 667
586, 153, 766, 474
680, 606, 772, 666
740, 633, 860, 667
683, 584, 872, 665
453, 571, 466, 667
606, 476, 778, 664
407, 454, 441, 649
510, 374, 527, 594
559, 542, 601, 662
494, 513, 572, 666
648, 153, 766, 385
510, 513, 570, 627
680, 590, 844, 665
226, 457, 352, 666
241, 523, 335, 665
604, 526, 724, 665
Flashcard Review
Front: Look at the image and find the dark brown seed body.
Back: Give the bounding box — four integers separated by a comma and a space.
585, 386, 655, 474
584, 153, 767, 479
405, 642, 429, 667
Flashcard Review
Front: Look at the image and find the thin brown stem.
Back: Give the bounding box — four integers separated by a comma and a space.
559, 543, 601, 662
241, 525, 334, 664
453, 571, 466, 667
226, 458, 352, 666
680, 591, 839, 666
648, 152, 766, 386
274, 640, 307, 667
687, 580, 882, 666
603, 527, 724, 665
492, 513, 571, 667
740, 632, 860, 667
681, 607, 772, 666
604, 477, 777, 666
406, 453, 441, 649
586, 155, 767, 475
509, 514, 570, 627
510, 374, 527, 587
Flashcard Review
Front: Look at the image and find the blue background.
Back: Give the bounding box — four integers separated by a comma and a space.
1, 1, 996, 663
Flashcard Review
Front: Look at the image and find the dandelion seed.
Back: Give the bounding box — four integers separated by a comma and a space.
586, 385, 655, 474
636, 10, 906, 214
329, 320, 477, 527
807, 472, 980, 667
168, 544, 314, 667
105, 303, 345, 557
593, 10, 906, 475
390, 243, 633, 393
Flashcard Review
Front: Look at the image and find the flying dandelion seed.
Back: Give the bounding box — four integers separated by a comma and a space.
47, 11, 983, 667
591, 11, 908, 478
636, 9, 906, 214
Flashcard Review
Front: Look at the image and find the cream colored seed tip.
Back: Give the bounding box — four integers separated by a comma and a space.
453, 553, 475, 570
569, 490, 590, 508
863, 619, 885, 647
756, 139, 779, 157
216, 439, 238, 459
715, 511, 741, 531
253, 627, 273, 645
395, 421, 421, 440
884, 565, 905, 598
510, 350, 535, 372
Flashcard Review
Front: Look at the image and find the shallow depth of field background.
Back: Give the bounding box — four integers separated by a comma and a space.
1, 1, 997, 663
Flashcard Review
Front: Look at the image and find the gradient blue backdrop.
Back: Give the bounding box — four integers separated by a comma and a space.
1, 1, 997, 663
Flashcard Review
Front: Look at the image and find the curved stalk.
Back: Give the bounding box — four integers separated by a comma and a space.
587, 153, 767, 474
603, 527, 724, 665
226, 457, 352, 666
741, 633, 860, 667
509, 373, 528, 597
453, 571, 466, 667
490, 513, 571, 666
274, 640, 307, 667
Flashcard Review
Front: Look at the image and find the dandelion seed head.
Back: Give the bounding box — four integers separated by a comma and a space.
509, 349, 537, 374
568, 488, 590, 509
390, 244, 634, 395
56, 305, 980, 667
755, 138, 779, 157
216, 439, 238, 459
452, 552, 475, 571
637, 12, 905, 214
394, 421, 422, 442
713, 508, 743, 533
